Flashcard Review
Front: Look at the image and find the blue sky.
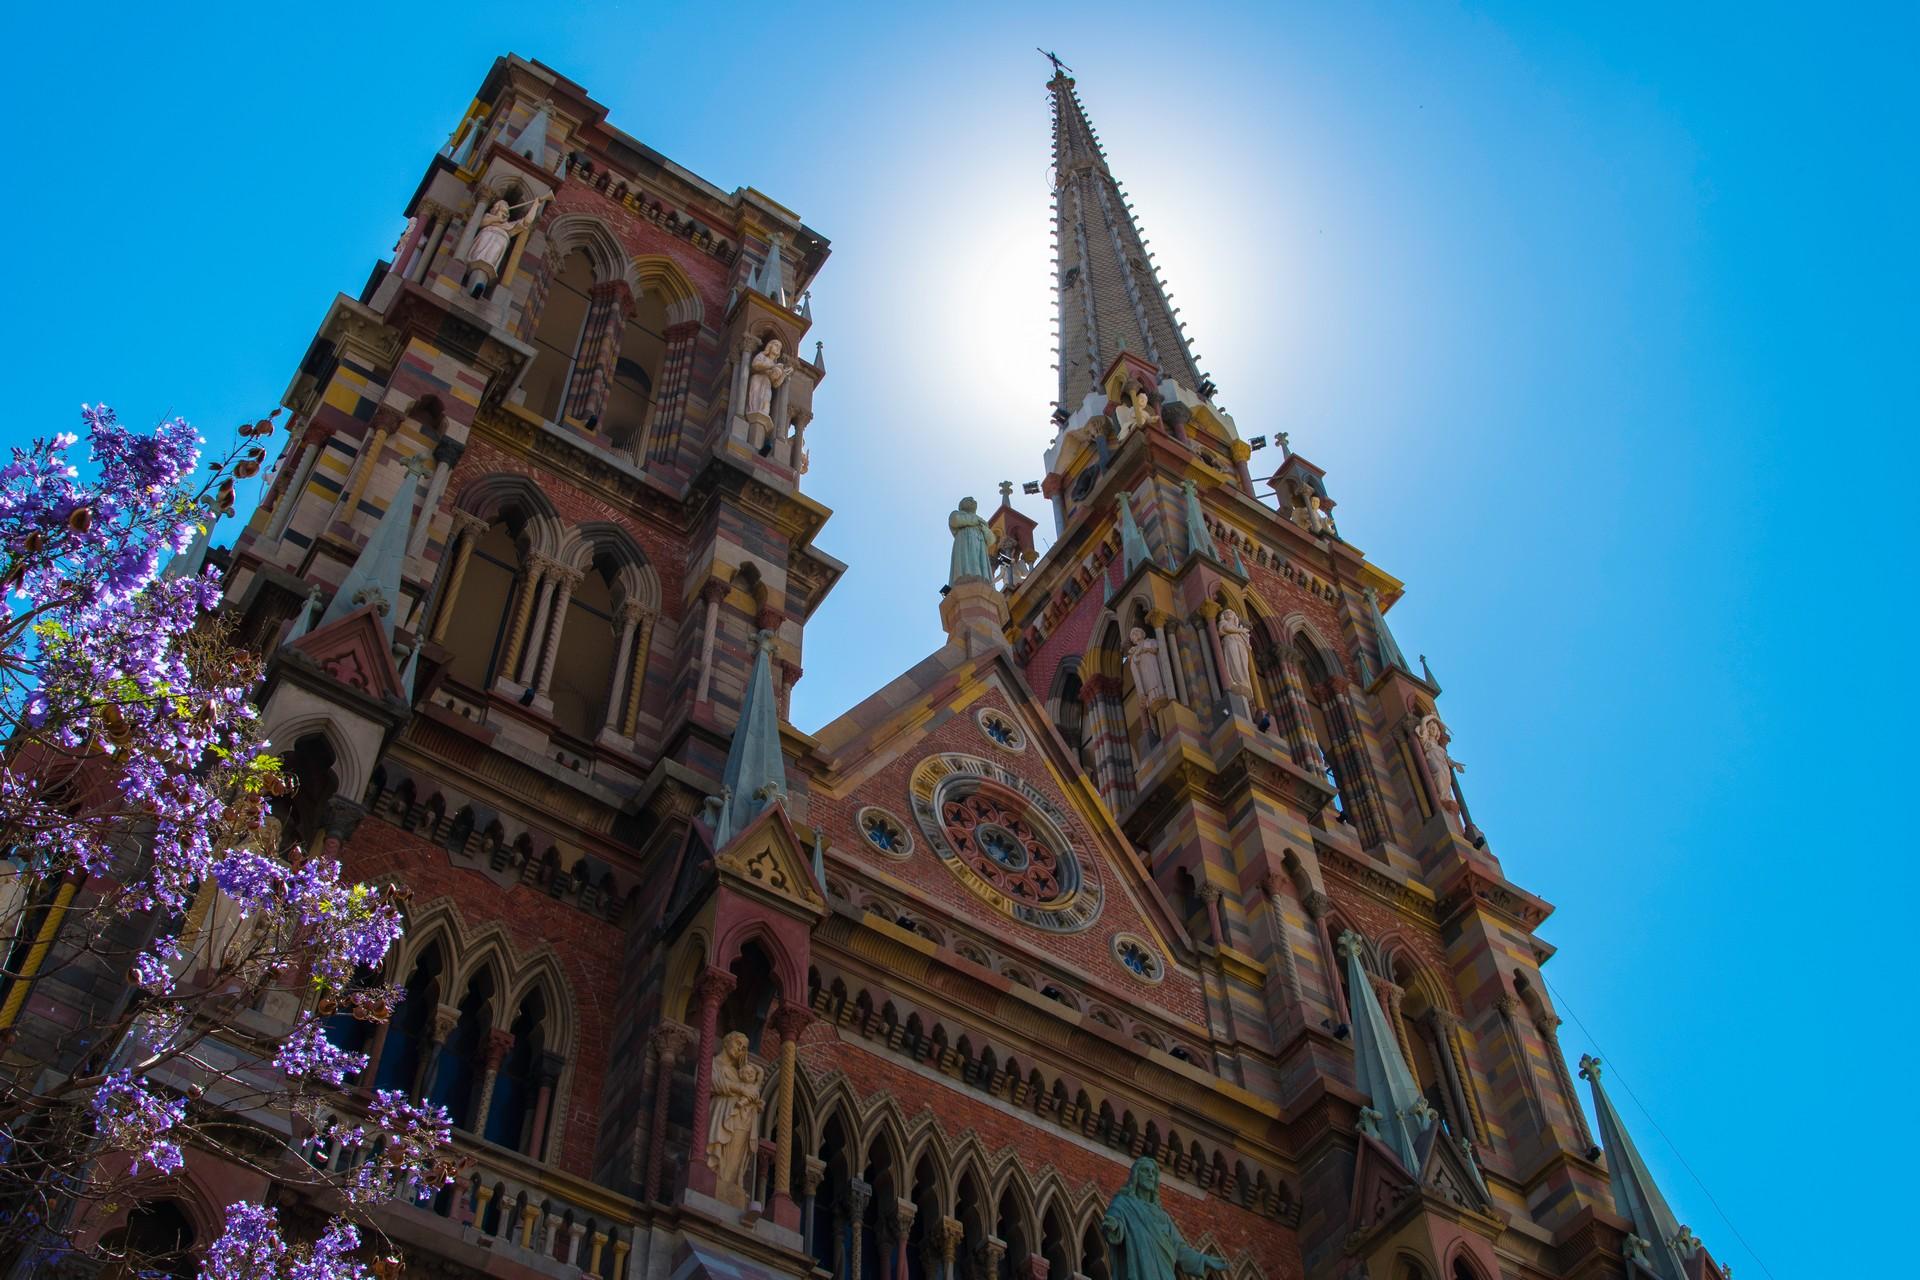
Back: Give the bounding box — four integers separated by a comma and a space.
7, 2, 1913, 1273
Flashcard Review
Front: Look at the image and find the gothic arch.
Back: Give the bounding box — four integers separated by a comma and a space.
554, 521, 663, 611
259, 712, 370, 810
662, 930, 709, 1024
630, 254, 703, 326
712, 918, 803, 1004
542, 212, 633, 293
453, 472, 559, 527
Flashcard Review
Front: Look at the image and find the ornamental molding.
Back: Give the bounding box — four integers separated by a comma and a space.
1316, 843, 1438, 925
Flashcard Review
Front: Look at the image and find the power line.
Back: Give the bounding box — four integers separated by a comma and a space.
1540, 973, 1778, 1280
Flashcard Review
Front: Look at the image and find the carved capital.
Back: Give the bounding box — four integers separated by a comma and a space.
844, 1176, 873, 1216
650, 1022, 694, 1065
536, 1049, 566, 1087
936, 1217, 965, 1262
893, 1197, 918, 1235
803, 1155, 829, 1197
1197, 883, 1224, 906
484, 1028, 516, 1068
431, 435, 467, 468
1495, 993, 1521, 1018
451, 508, 492, 539
699, 578, 730, 606
1303, 889, 1332, 921
769, 1003, 814, 1044
431, 1004, 462, 1043
617, 597, 651, 626
694, 967, 738, 1011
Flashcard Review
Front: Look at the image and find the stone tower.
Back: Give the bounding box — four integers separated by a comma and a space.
109, 54, 1723, 1280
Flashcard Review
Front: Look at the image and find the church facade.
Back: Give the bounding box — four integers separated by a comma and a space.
191, 53, 1724, 1280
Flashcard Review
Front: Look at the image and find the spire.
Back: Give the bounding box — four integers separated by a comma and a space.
755, 232, 789, 307
320, 454, 428, 636
1048, 66, 1204, 408
1181, 479, 1217, 561
712, 630, 788, 846
1116, 492, 1150, 576
514, 99, 553, 168
1363, 586, 1412, 676
1580, 1056, 1699, 1280
1339, 931, 1435, 1173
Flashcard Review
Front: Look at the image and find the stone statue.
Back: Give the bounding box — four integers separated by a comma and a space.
1415, 714, 1464, 821
948, 497, 994, 585
463, 194, 546, 295
745, 337, 790, 423
1125, 626, 1169, 709
1216, 608, 1253, 695
1118, 384, 1158, 440
1100, 1157, 1227, 1280
704, 1030, 767, 1197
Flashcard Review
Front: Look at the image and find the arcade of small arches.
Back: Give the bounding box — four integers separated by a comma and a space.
426, 473, 664, 744
358, 761, 640, 924
822, 877, 1202, 1061
800, 968, 1292, 1225
321, 901, 580, 1164
784, 1077, 1277, 1280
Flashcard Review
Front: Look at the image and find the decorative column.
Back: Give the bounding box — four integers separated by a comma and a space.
729, 335, 756, 429
1425, 1009, 1483, 1145
1019, 1256, 1049, 1280
778, 660, 803, 721
1302, 890, 1342, 1020
589, 1232, 609, 1277
981, 1235, 1008, 1280
336, 414, 395, 527
1538, 1012, 1595, 1150
788, 408, 812, 472
415, 1004, 462, 1102
526, 1049, 565, 1160
844, 1178, 874, 1280
265, 433, 324, 539
512, 563, 558, 684
693, 578, 727, 703
603, 598, 647, 735
1371, 977, 1415, 1071
498, 554, 550, 683
471, 1027, 516, 1129
1257, 875, 1307, 1020
647, 322, 701, 465
936, 1217, 965, 1280
891, 1200, 918, 1280
769, 1003, 812, 1227
1147, 610, 1184, 706
533, 565, 582, 698
1272, 649, 1324, 773
1495, 994, 1548, 1129
406, 436, 468, 560
564, 281, 632, 425
622, 613, 655, 736
644, 1024, 691, 1202
802, 1156, 828, 1257
430, 510, 491, 641
686, 969, 738, 1196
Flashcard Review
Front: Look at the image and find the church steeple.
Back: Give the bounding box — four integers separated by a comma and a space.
1048, 65, 1204, 408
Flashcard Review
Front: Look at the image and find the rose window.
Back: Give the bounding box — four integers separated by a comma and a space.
855, 806, 913, 859
940, 790, 1061, 902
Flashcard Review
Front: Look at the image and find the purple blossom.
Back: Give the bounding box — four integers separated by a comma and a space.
276, 1015, 370, 1088
89, 1070, 185, 1176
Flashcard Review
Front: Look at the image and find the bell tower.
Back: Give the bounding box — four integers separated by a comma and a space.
1003, 63, 1643, 1280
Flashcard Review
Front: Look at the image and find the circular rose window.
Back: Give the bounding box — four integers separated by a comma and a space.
909, 754, 1101, 932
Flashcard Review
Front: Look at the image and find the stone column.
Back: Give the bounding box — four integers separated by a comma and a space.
564, 281, 633, 426
416, 1003, 463, 1102
499, 555, 550, 682
1302, 890, 1342, 1020
1196, 601, 1229, 703
729, 335, 756, 430
589, 1232, 608, 1276
686, 969, 738, 1196
891, 1200, 918, 1280
770, 1004, 812, 1226
1257, 875, 1307, 1019
981, 1235, 1007, 1280
788, 408, 812, 472
534, 566, 583, 697
802, 1156, 828, 1257
512, 566, 557, 685
1370, 977, 1414, 1070
1495, 994, 1547, 1129
644, 1025, 690, 1203
527, 1049, 564, 1159
407, 436, 468, 560
604, 598, 646, 734
694, 578, 727, 703
337, 416, 394, 527
1425, 1009, 1480, 1145
623, 613, 655, 736
936, 1217, 965, 1280
647, 322, 701, 465
1147, 610, 1184, 707
1019, 1256, 1049, 1280
845, 1178, 874, 1280
471, 1027, 516, 1130
430, 509, 491, 642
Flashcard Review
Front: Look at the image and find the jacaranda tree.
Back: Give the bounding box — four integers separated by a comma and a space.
0, 406, 452, 1278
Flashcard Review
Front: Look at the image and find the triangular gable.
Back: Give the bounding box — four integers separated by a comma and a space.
714, 799, 826, 917
287, 604, 405, 704
661, 817, 718, 928
1345, 1131, 1419, 1244
1417, 1127, 1495, 1216
810, 638, 1197, 962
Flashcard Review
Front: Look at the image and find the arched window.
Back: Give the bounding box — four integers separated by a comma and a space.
101, 1199, 196, 1279
1292, 634, 1389, 847
374, 941, 443, 1095
429, 967, 497, 1129
442, 512, 529, 691
602, 289, 669, 447
278, 733, 339, 853
523, 249, 598, 422
549, 554, 619, 739
719, 941, 780, 1052
483, 986, 549, 1152
812, 1113, 850, 1276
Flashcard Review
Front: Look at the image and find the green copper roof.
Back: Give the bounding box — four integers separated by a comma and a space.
321, 455, 427, 638
1581, 1056, 1699, 1280
1339, 930, 1433, 1173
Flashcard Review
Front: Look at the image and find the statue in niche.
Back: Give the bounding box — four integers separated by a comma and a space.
948, 497, 994, 585
993, 533, 1032, 590
1100, 1157, 1227, 1280
1415, 714, 1465, 820
745, 336, 790, 427
1125, 626, 1169, 709
705, 1031, 767, 1199
1117, 383, 1158, 441
463, 194, 547, 296
1216, 608, 1254, 696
